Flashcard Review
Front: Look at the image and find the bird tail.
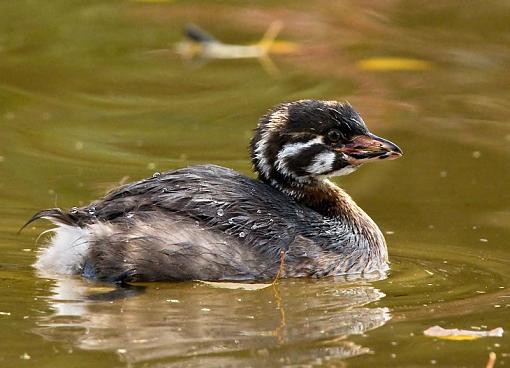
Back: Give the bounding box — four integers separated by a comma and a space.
19, 208, 76, 234
20, 208, 90, 276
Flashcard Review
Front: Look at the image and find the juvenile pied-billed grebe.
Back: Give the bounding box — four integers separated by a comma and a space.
28, 100, 402, 282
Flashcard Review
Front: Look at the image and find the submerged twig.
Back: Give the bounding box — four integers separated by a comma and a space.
271, 278, 287, 344
271, 249, 287, 343
486, 352, 496, 368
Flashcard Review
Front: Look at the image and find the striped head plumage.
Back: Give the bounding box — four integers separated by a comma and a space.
250, 100, 402, 194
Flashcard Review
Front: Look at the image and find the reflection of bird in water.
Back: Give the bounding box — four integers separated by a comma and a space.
27, 100, 402, 282
33, 276, 390, 366
175, 22, 294, 74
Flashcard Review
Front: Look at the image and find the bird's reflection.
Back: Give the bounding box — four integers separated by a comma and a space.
34, 273, 390, 367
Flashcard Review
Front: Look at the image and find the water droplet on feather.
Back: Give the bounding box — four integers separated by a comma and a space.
217, 209, 224, 216
239, 232, 246, 238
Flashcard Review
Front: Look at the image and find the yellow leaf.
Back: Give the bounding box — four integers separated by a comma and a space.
357, 57, 431, 71
260, 41, 299, 54
424, 325, 504, 340
435, 335, 481, 341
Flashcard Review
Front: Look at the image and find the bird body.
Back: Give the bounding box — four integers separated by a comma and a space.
29, 100, 402, 282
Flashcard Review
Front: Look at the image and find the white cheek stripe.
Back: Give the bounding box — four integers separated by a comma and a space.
277, 137, 324, 160
253, 106, 289, 177
275, 137, 323, 179
253, 130, 271, 176
306, 150, 336, 174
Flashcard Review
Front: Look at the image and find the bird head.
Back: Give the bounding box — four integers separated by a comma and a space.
251, 100, 402, 188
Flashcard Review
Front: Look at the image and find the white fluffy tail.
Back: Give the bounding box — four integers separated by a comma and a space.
35, 225, 90, 275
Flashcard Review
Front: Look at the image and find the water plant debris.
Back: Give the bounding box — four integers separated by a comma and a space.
424, 325, 503, 341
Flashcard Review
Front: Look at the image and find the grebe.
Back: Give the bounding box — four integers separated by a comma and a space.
27, 100, 402, 282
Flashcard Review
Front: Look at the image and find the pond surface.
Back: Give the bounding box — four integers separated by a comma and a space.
1, 1, 510, 367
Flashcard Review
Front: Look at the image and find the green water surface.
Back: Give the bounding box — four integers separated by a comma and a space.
1, 1, 509, 367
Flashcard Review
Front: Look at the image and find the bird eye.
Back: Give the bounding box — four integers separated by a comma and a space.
326, 129, 343, 143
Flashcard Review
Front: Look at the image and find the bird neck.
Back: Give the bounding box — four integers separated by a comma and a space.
282, 178, 366, 220
261, 174, 348, 217
299, 180, 359, 219
265, 174, 384, 238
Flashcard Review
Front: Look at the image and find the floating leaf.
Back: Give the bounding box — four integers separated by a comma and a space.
357, 57, 431, 71
261, 41, 299, 54
424, 325, 503, 340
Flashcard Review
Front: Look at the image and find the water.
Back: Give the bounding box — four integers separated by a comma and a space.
1, 1, 509, 367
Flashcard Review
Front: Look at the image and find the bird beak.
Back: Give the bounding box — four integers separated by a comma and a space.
337, 132, 403, 164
